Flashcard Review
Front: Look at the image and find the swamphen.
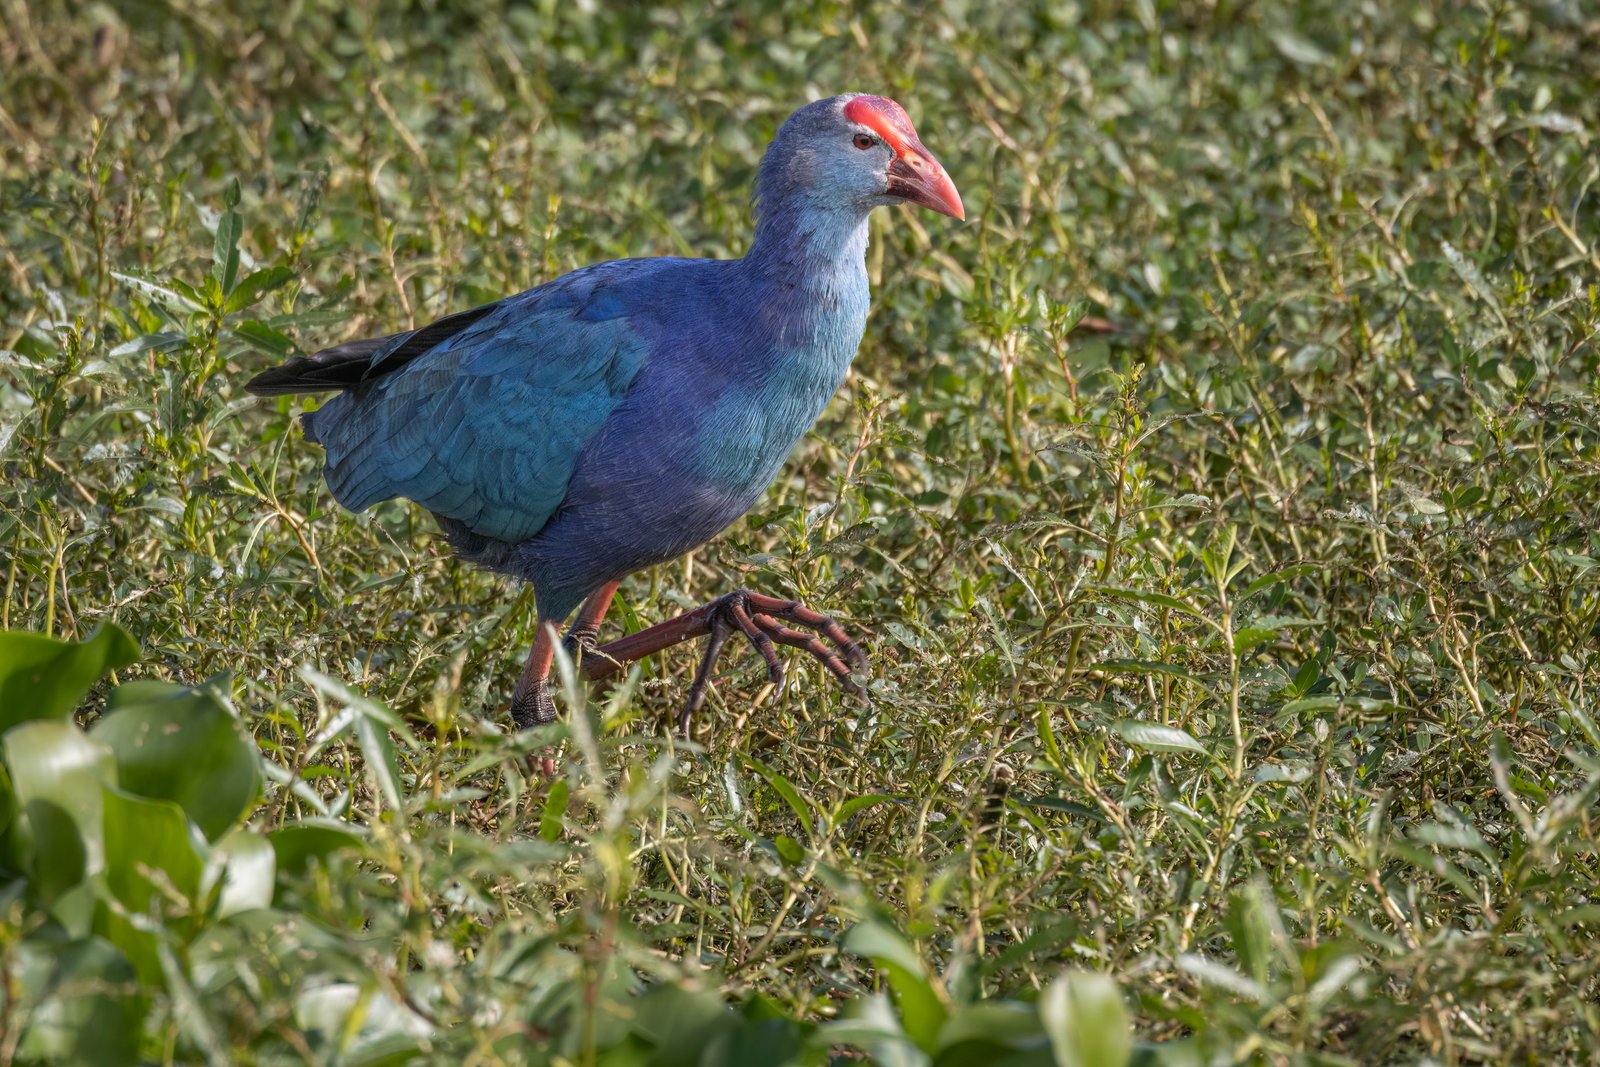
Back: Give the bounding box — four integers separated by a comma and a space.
246, 94, 964, 734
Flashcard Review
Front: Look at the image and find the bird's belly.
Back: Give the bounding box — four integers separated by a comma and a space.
531, 356, 844, 590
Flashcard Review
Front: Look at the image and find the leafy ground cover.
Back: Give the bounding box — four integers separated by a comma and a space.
4, 0, 1600, 1063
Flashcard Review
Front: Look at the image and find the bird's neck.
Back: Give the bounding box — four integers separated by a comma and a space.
742, 199, 871, 309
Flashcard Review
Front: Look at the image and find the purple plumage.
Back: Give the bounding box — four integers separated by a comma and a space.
246, 93, 964, 735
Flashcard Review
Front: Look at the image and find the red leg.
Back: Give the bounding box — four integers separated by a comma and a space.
564, 579, 620, 658
580, 588, 867, 736
510, 621, 560, 730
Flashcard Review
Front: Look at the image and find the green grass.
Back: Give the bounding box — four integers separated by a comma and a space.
5, 0, 1600, 1062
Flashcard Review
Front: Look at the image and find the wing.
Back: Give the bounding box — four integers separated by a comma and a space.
244, 303, 503, 396
304, 261, 664, 544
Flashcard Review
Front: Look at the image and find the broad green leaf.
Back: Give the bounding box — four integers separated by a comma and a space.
628, 984, 736, 1066
1225, 890, 1273, 989
936, 1002, 1046, 1051
99, 786, 206, 909
224, 265, 295, 314
705, 1001, 816, 1067
1110, 720, 1208, 757
0, 624, 139, 731
232, 318, 295, 356
293, 982, 432, 1061
15, 934, 144, 1064
96, 786, 207, 984
841, 921, 948, 1053
204, 830, 276, 917
92, 679, 260, 841
822, 992, 931, 1067
4, 722, 116, 904
1040, 971, 1130, 1067
268, 819, 366, 878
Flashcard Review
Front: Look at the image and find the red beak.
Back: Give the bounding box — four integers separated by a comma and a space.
887, 146, 965, 221
844, 96, 965, 222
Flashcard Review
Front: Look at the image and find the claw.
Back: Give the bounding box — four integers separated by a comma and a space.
669, 589, 868, 737
578, 587, 868, 739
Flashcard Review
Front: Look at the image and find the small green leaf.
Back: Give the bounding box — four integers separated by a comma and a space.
1231, 628, 1278, 655
1095, 587, 1209, 622
833, 793, 899, 825
1176, 954, 1269, 1003
354, 713, 406, 813
213, 207, 242, 294
112, 269, 205, 313
108, 331, 185, 359
744, 756, 814, 829
1241, 565, 1319, 600
539, 779, 569, 842
1270, 28, 1331, 66
1092, 659, 1206, 686
773, 834, 806, 866
1110, 720, 1208, 757
0, 624, 140, 731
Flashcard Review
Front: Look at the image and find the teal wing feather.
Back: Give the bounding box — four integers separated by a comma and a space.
306, 266, 654, 544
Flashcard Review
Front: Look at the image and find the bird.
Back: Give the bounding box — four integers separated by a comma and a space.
246, 93, 964, 736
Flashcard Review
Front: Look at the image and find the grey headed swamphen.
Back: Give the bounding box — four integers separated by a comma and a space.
246, 93, 964, 735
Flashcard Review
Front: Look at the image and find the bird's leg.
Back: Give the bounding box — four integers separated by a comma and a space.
510, 621, 561, 730
510, 621, 565, 778
562, 579, 621, 660
580, 589, 868, 736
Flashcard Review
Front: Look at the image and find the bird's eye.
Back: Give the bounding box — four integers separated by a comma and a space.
852, 133, 876, 150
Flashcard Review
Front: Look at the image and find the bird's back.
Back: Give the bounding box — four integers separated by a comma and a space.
296, 257, 695, 545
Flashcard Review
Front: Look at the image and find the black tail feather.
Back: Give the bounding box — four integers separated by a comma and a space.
244, 301, 502, 397
244, 340, 389, 396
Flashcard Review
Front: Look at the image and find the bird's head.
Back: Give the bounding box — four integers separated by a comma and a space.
755, 93, 965, 223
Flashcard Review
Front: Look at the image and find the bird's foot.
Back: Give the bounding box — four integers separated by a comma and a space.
510, 677, 558, 731
562, 624, 602, 661
678, 589, 868, 737
509, 682, 560, 780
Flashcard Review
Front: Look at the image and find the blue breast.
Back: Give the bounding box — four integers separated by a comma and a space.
515, 248, 871, 616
